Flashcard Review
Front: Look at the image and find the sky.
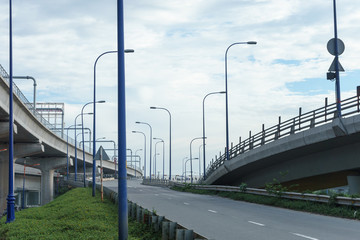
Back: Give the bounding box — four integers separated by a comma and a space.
1, 0, 360, 178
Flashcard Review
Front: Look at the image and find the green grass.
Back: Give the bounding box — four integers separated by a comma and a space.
171, 185, 360, 220
0, 188, 161, 240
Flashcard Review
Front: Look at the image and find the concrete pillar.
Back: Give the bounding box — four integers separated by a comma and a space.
0, 142, 43, 215
18, 157, 67, 205
0, 153, 10, 215
41, 169, 55, 205
347, 176, 360, 195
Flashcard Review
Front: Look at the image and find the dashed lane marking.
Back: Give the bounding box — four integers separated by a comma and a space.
248, 221, 265, 227
291, 232, 319, 240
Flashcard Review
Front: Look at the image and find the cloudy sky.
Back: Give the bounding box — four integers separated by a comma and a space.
1, 0, 360, 177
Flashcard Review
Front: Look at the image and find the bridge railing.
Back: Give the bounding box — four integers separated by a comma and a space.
0, 64, 91, 153
205, 94, 360, 178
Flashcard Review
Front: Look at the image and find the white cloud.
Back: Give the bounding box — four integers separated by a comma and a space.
1, 0, 360, 176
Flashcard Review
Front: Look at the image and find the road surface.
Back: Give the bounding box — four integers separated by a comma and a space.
104, 179, 360, 240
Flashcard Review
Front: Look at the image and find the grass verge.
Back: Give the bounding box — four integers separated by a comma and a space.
0, 188, 161, 240
171, 185, 360, 220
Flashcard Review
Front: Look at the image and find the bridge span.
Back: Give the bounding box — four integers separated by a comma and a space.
205, 94, 360, 194
0, 67, 141, 213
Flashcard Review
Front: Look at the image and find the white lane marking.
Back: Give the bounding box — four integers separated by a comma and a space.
154, 194, 159, 196
139, 189, 143, 192
291, 233, 319, 240
248, 221, 265, 227
208, 210, 217, 213
184, 202, 189, 205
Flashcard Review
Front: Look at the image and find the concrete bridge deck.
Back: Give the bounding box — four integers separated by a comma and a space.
205, 109, 360, 193
0, 72, 141, 214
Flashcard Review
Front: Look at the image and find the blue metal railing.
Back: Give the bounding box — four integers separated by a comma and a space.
0, 64, 91, 153
205, 94, 360, 179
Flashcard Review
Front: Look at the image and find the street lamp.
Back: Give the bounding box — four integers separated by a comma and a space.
81, 100, 105, 187
182, 157, 188, 182
93, 49, 134, 197
6, 0, 15, 223
65, 124, 81, 180
184, 157, 198, 183
135, 121, 152, 181
117, 3, 132, 238
154, 138, 165, 180
74, 112, 93, 181
190, 137, 205, 184
132, 131, 146, 179
135, 149, 142, 176
225, 41, 256, 161
152, 153, 160, 178
150, 106, 172, 180
202, 91, 225, 179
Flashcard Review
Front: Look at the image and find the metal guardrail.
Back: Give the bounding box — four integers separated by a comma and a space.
0, 64, 91, 153
145, 181, 360, 207
205, 94, 360, 178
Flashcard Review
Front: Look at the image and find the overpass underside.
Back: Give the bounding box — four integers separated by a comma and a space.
205, 116, 360, 193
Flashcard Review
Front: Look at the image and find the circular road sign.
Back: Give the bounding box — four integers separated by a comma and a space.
327, 38, 345, 56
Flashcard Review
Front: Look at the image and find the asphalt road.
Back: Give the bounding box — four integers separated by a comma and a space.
104, 179, 360, 240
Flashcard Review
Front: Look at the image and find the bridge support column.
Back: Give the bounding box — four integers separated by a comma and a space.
0, 142, 44, 215
17, 157, 67, 206
0, 153, 9, 216
347, 176, 360, 195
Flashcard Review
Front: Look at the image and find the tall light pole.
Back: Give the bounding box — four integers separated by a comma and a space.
135, 121, 152, 181
225, 41, 256, 161
150, 106, 172, 180
117, 1, 134, 237
6, 0, 15, 223
126, 149, 133, 177
154, 138, 165, 180
182, 157, 188, 182
93, 49, 133, 198
81, 100, 105, 187
333, 0, 342, 117
132, 131, 146, 179
190, 137, 205, 184
65, 124, 76, 180
74, 112, 92, 181
135, 149, 142, 176
202, 91, 225, 179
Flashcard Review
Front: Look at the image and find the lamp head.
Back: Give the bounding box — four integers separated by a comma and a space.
219, 91, 226, 94
247, 41, 257, 45
150, 106, 157, 109
124, 49, 135, 53
97, 100, 106, 103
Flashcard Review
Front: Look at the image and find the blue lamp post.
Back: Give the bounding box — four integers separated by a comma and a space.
6, 0, 15, 223
153, 138, 164, 179
135, 149, 142, 177
92, 49, 133, 197
150, 107, 172, 180
202, 91, 225, 179
81, 100, 105, 187
225, 41, 257, 161
135, 121, 152, 181
189, 137, 205, 184
132, 131, 146, 179
74, 112, 92, 181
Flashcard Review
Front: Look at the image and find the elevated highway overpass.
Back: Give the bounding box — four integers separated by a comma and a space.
0, 66, 141, 214
205, 94, 360, 193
